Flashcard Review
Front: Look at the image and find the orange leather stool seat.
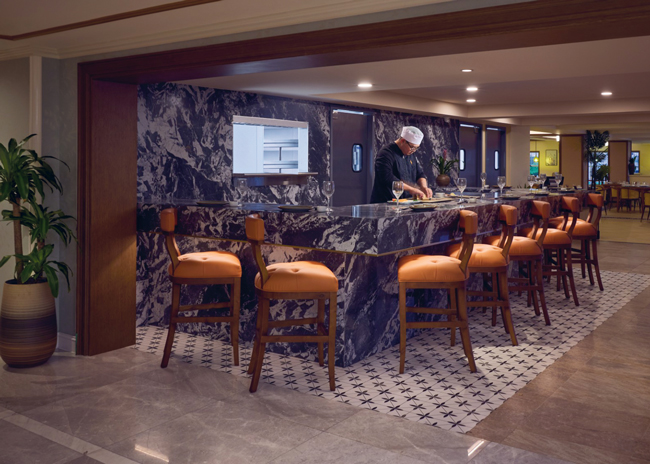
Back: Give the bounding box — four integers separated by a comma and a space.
398, 255, 466, 283
447, 243, 508, 268
169, 251, 242, 279
549, 219, 597, 238
254, 261, 338, 292
521, 227, 572, 246
485, 235, 543, 257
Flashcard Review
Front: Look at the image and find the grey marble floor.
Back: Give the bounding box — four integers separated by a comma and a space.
0, 348, 569, 464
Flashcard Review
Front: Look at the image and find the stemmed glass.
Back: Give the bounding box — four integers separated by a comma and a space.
555, 172, 563, 189
527, 175, 536, 192
322, 180, 335, 212
539, 173, 547, 188
235, 178, 248, 206
457, 178, 467, 202
497, 176, 506, 198
392, 180, 404, 213
480, 172, 487, 190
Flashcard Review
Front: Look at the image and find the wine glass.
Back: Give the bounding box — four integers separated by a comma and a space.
235, 178, 248, 206
392, 180, 404, 212
457, 178, 467, 202
539, 173, 547, 188
527, 175, 535, 192
480, 172, 487, 190
497, 176, 506, 197
555, 172, 563, 189
322, 180, 335, 212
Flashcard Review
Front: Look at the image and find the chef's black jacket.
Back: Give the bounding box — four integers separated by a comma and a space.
370, 142, 426, 203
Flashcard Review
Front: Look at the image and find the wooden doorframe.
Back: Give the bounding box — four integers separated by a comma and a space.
76, 0, 650, 354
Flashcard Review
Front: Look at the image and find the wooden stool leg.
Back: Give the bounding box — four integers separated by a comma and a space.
247, 296, 265, 375
557, 249, 565, 293
491, 272, 498, 326
592, 239, 604, 291
529, 260, 540, 316
161, 283, 181, 368
580, 239, 587, 278
559, 249, 570, 299
449, 288, 457, 347
250, 298, 269, 393
328, 293, 337, 391
317, 299, 325, 367
585, 239, 595, 286
565, 248, 580, 306
399, 283, 407, 374
456, 286, 476, 373
232, 279, 240, 366
536, 260, 551, 326
498, 272, 518, 346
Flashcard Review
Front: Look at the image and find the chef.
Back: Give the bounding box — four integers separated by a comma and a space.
370, 126, 433, 203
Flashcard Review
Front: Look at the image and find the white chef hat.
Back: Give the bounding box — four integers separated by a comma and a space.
400, 126, 424, 145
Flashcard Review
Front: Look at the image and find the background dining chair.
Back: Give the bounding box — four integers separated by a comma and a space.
641, 190, 650, 221
245, 213, 338, 393
160, 208, 242, 368
397, 210, 478, 373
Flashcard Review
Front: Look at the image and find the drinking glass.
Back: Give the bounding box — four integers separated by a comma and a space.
497, 176, 506, 197
555, 172, 563, 189
322, 180, 335, 212
235, 178, 248, 206
392, 180, 404, 212
527, 175, 535, 192
457, 177, 467, 201
539, 173, 547, 188
480, 172, 487, 190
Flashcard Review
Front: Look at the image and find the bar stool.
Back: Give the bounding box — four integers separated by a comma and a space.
484, 202, 550, 325
245, 214, 338, 393
160, 208, 242, 368
447, 207, 518, 346
550, 194, 604, 291
397, 210, 478, 373
522, 196, 580, 306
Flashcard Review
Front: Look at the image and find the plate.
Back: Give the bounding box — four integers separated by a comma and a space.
196, 200, 228, 206
419, 198, 454, 203
533, 192, 550, 196
278, 205, 314, 212
501, 195, 521, 200
409, 204, 437, 211
388, 199, 416, 204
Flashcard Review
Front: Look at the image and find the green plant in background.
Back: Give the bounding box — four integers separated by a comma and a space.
430, 151, 459, 175
0, 134, 75, 297
585, 130, 609, 189
594, 164, 610, 183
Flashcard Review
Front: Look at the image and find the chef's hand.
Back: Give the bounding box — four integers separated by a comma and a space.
423, 187, 433, 199
412, 189, 427, 200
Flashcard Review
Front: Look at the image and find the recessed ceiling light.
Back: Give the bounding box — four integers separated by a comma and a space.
466, 99, 476, 103
358, 83, 373, 88
466, 86, 478, 92
461, 69, 473, 73
601, 91, 612, 96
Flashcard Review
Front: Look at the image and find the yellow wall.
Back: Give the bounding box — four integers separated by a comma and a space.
529, 139, 560, 177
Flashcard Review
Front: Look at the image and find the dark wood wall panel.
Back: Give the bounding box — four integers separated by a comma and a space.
609, 140, 631, 184
78, 80, 137, 355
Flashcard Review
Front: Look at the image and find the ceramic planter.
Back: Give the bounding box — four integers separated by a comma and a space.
0, 280, 57, 367
436, 174, 451, 187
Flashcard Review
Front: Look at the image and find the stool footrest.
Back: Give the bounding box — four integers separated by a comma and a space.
172, 316, 233, 324
406, 321, 467, 329
406, 306, 455, 315
179, 302, 231, 312
268, 317, 319, 328
467, 300, 501, 307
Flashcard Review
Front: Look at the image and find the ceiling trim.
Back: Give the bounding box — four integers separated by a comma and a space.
0, 0, 223, 41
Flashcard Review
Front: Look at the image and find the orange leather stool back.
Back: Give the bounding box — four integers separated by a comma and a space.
531, 201, 550, 220
161, 208, 177, 232
246, 214, 265, 241
460, 210, 478, 235
587, 193, 604, 208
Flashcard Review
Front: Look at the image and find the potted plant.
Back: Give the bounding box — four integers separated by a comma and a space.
0, 135, 75, 368
430, 149, 459, 187
585, 130, 609, 190
594, 165, 610, 184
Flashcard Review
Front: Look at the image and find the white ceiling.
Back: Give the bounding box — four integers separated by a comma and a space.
2, 0, 650, 142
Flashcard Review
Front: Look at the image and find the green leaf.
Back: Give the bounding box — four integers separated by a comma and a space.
0, 254, 12, 268
15, 172, 28, 200
53, 261, 71, 291
43, 265, 59, 298
20, 263, 34, 283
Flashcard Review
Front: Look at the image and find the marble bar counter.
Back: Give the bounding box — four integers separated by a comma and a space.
137, 191, 586, 367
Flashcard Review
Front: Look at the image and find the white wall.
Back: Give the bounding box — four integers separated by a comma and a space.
0, 58, 30, 302
506, 125, 531, 188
